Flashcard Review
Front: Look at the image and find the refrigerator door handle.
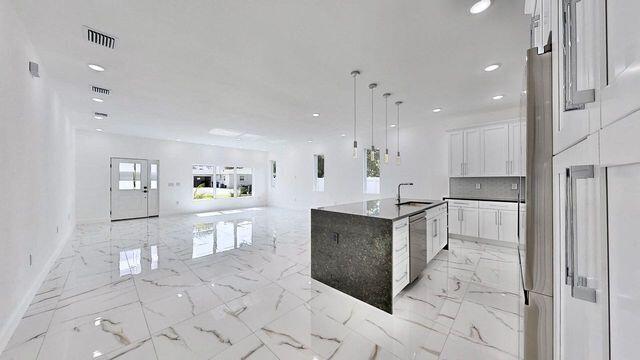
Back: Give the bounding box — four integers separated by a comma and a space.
565, 165, 597, 303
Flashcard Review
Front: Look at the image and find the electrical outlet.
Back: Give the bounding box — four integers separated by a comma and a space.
512, 183, 518, 190
475, 183, 481, 190
176, 182, 181, 187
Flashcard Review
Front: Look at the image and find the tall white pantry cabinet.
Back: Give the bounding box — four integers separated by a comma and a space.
551, 0, 640, 359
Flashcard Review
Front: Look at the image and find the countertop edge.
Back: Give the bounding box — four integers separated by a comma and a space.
443, 196, 525, 204
313, 199, 447, 221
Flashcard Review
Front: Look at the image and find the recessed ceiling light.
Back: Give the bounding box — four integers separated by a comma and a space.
341, 133, 346, 137
236, 138, 241, 141
312, 113, 320, 117
492, 94, 504, 100
390, 124, 397, 128
88, 64, 105, 72
307, 140, 313, 143
95, 128, 103, 132
470, 0, 491, 14
94, 115, 104, 120
432, 108, 443, 113
176, 138, 181, 142
91, 97, 104, 103
484, 63, 501, 72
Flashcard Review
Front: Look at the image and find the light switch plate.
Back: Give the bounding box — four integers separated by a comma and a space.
512, 183, 518, 190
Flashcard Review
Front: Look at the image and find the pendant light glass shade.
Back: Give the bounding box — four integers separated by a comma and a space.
395, 101, 403, 165
351, 70, 360, 159
368, 83, 377, 161
383, 92, 391, 163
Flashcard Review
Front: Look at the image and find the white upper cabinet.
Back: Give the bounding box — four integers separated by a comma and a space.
554, 0, 605, 154
449, 131, 464, 177
449, 120, 525, 177
481, 124, 509, 176
600, 0, 640, 166
526, 0, 552, 54
509, 121, 526, 176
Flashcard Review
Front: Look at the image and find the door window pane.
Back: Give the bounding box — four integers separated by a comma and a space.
119, 162, 141, 190
236, 167, 253, 197
364, 149, 380, 194
150, 164, 158, 189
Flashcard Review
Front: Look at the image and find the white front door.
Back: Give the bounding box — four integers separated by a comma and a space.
110, 158, 159, 220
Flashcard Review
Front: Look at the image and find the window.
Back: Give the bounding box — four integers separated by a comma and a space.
270, 160, 277, 188
192, 164, 214, 199
364, 149, 380, 194
150, 164, 158, 189
236, 167, 253, 197
193, 165, 253, 200
118, 162, 142, 190
313, 154, 325, 192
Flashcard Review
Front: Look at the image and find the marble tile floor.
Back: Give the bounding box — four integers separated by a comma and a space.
0, 207, 523, 360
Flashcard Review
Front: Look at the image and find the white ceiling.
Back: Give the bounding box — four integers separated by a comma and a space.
13, 0, 530, 151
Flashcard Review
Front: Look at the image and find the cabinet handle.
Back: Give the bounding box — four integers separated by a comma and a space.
499, 211, 502, 225
562, 0, 596, 111
457, 208, 461, 221
564, 165, 597, 303
433, 219, 438, 237
495, 211, 498, 225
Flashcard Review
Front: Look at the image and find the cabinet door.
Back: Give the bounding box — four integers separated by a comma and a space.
553, 135, 608, 360
509, 121, 526, 176
464, 129, 481, 176
448, 207, 461, 235
478, 208, 499, 240
449, 132, 464, 176
498, 210, 519, 243
438, 212, 448, 250
554, 0, 604, 154
461, 208, 479, 237
481, 124, 509, 176
427, 217, 437, 262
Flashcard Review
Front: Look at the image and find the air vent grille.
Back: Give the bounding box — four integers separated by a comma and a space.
85, 27, 117, 49
91, 86, 110, 95
94, 112, 108, 118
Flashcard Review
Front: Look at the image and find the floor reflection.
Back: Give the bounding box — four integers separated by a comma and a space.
192, 219, 253, 259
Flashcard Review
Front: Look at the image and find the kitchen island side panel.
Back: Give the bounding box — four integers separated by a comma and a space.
310, 209, 393, 313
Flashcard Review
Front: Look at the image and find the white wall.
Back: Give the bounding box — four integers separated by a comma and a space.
0, 2, 76, 351
267, 108, 520, 209
75, 130, 269, 222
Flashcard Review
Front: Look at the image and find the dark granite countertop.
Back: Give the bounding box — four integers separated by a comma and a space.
444, 196, 525, 203
314, 198, 446, 221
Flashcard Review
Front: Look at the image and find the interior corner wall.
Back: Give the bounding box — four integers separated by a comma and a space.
0, 2, 76, 352
75, 130, 269, 223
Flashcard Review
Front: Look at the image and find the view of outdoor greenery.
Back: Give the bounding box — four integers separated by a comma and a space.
192, 165, 253, 200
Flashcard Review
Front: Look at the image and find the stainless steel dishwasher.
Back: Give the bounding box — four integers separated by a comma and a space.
408, 211, 427, 283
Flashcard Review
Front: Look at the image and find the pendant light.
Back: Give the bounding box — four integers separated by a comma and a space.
368, 83, 378, 161
395, 101, 403, 165
350, 70, 360, 158
383, 92, 391, 163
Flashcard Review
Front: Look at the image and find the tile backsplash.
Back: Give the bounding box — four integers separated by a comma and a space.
449, 177, 525, 201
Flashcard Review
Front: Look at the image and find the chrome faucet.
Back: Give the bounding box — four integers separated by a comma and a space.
397, 182, 414, 205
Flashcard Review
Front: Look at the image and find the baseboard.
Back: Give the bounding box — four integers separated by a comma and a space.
0, 225, 75, 354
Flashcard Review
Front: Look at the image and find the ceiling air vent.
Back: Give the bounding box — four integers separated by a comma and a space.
85, 26, 117, 49
91, 86, 110, 96
94, 112, 108, 118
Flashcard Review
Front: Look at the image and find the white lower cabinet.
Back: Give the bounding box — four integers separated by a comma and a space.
392, 218, 410, 297
450, 200, 522, 245
426, 204, 448, 263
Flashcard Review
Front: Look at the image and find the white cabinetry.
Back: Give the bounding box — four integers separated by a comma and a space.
447, 200, 479, 238
477, 202, 520, 244
449, 120, 526, 177
525, 0, 552, 54
426, 204, 448, 263
392, 218, 410, 297
481, 124, 509, 176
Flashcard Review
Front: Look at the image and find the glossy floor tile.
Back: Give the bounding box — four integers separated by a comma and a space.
0, 207, 523, 360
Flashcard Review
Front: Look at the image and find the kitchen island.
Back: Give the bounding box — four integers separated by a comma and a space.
310, 198, 448, 313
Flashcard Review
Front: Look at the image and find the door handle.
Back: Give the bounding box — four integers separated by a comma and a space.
562, 0, 596, 111
564, 165, 597, 303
